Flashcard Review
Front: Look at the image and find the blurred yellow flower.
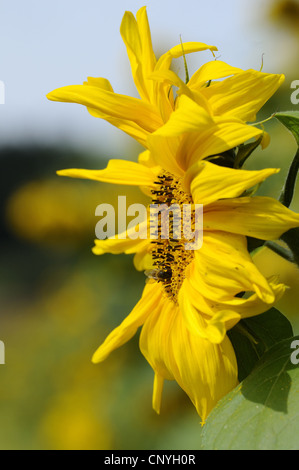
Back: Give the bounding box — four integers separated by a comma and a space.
5, 177, 146, 248
253, 244, 299, 332
41, 391, 113, 450
5, 179, 95, 247
270, 0, 299, 32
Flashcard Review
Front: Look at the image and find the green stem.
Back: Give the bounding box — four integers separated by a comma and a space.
279, 148, 299, 208
233, 322, 258, 345
264, 241, 295, 264
280, 228, 299, 267
180, 36, 189, 84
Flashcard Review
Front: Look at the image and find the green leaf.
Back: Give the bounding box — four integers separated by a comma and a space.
275, 112, 299, 208
275, 111, 299, 146
201, 336, 299, 450
246, 236, 265, 254
206, 148, 236, 167
234, 135, 263, 169
281, 227, 299, 267
227, 308, 293, 382
279, 148, 299, 208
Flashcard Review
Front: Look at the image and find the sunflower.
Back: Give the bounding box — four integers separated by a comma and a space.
46, 7, 299, 422
46, 6, 284, 149
56, 141, 299, 422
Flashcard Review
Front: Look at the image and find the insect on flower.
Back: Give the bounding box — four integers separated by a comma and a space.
145, 268, 172, 281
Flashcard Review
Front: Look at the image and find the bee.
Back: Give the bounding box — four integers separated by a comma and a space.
144, 268, 172, 282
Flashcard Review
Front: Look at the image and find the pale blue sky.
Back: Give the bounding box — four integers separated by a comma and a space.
0, 0, 292, 157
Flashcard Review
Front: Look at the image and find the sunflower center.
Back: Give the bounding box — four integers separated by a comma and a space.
148, 171, 195, 303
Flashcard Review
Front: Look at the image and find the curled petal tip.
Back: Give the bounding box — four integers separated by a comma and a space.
91, 350, 103, 364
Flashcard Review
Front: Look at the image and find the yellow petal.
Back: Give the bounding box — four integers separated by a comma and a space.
149, 69, 194, 100
187, 60, 244, 89
57, 159, 157, 187
87, 109, 150, 146
188, 275, 285, 319
156, 42, 218, 72
133, 249, 153, 271
83, 76, 114, 92
93, 237, 149, 256
93, 219, 149, 254
191, 231, 275, 303
140, 294, 176, 381
154, 95, 263, 170
93, 216, 152, 272
120, 7, 156, 102
179, 116, 263, 170
136, 6, 156, 72
149, 69, 213, 114
204, 196, 299, 239
92, 282, 162, 363
205, 310, 241, 341
93, 221, 152, 272
138, 149, 160, 170
137, 150, 162, 196
47, 85, 163, 133
200, 69, 285, 121
154, 94, 214, 135
140, 299, 238, 422
253, 246, 299, 324
170, 314, 238, 423
180, 274, 285, 343
179, 278, 240, 344
186, 160, 278, 206
81, 76, 150, 145
105, 118, 149, 147
152, 42, 216, 122
215, 278, 286, 320
260, 130, 271, 149
147, 134, 185, 178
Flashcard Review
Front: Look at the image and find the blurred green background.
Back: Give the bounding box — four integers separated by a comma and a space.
0, 0, 299, 450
